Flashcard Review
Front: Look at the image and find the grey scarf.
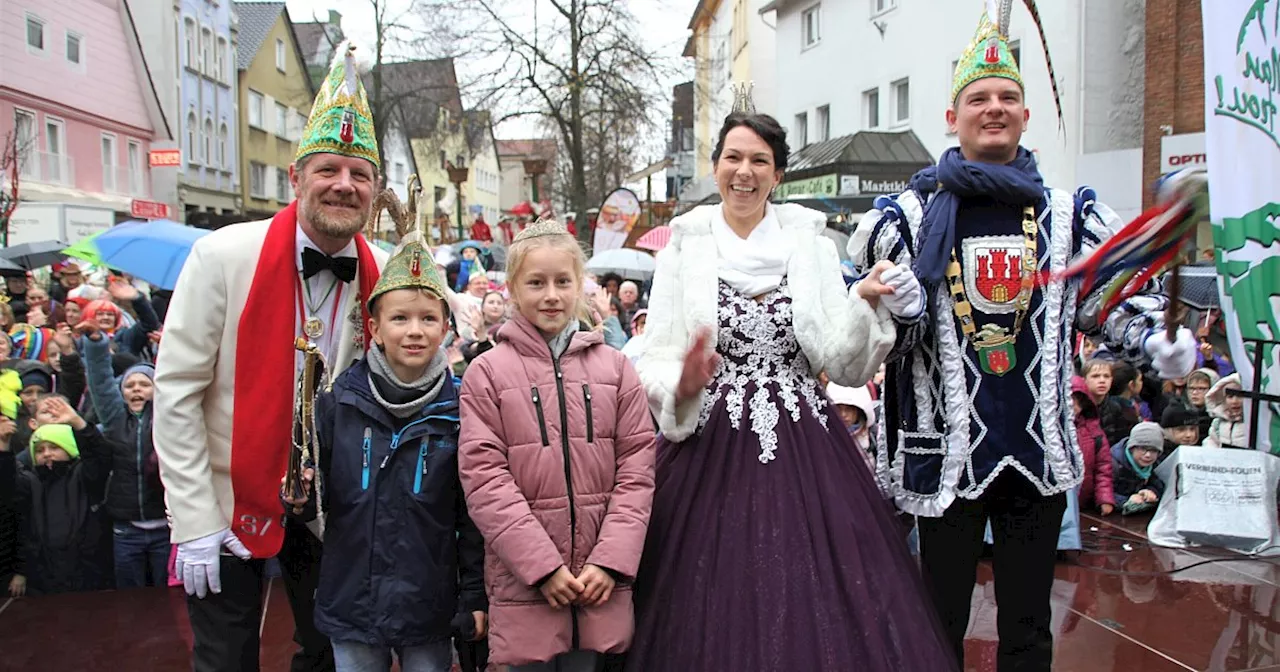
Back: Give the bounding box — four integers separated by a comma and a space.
366, 345, 449, 418
546, 320, 580, 360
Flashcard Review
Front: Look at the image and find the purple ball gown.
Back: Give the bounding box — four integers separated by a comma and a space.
627, 280, 957, 671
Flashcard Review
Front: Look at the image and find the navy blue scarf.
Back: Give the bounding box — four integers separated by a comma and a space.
909, 147, 1045, 292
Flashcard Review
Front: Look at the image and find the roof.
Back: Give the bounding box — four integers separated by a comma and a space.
233, 2, 285, 71
496, 138, 557, 160
366, 59, 463, 139
786, 130, 934, 175
292, 22, 331, 62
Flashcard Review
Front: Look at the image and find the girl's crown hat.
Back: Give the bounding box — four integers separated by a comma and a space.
296, 41, 380, 169
951, 0, 1064, 129
513, 218, 573, 243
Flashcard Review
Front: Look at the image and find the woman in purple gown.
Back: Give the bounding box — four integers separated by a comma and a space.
627, 109, 957, 671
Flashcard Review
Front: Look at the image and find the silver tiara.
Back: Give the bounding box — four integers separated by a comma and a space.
731, 81, 756, 115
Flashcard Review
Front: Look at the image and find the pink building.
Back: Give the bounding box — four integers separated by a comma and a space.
0, 0, 168, 244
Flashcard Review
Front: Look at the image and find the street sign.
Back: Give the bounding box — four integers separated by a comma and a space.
130, 199, 170, 219
149, 149, 181, 167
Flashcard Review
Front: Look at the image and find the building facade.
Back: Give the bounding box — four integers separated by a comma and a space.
684, 0, 776, 199
1, 0, 166, 244
233, 2, 311, 220
496, 138, 558, 213
463, 110, 502, 227
132, 0, 239, 227
768, 0, 1147, 220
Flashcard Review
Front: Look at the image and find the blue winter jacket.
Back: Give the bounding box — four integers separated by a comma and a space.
304, 358, 487, 647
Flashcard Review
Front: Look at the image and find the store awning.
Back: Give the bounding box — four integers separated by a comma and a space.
20, 182, 132, 212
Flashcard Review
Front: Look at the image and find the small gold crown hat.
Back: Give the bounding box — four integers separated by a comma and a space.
513, 217, 572, 243
951, 0, 1065, 129
366, 241, 449, 313
296, 41, 380, 169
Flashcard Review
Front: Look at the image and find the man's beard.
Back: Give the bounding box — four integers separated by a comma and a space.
300, 189, 368, 239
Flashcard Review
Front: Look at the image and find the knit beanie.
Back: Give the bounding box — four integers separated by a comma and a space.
1160, 404, 1198, 429
1128, 422, 1165, 451
120, 363, 156, 394
29, 423, 79, 463
112, 351, 141, 378
19, 365, 53, 393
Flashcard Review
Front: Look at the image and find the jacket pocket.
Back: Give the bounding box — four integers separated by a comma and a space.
582, 383, 594, 443
899, 431, 947, 497
531, 386, 550, 446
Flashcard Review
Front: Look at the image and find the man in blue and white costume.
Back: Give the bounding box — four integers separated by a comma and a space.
850, 2, 1197, 671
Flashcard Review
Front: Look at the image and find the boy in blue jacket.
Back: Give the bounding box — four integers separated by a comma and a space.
285, 239, 486, 672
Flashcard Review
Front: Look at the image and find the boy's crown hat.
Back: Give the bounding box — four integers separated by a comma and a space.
951, 0, 1064, 129
295, 41, 380, 169
367, 241, 449, 313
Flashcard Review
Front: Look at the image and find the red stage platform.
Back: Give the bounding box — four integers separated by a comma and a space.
2, 512, 1278, 671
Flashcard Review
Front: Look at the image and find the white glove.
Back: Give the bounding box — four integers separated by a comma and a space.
174, 527, 253, 598
878, 264, 926, 319
1145, 327, 1198, 380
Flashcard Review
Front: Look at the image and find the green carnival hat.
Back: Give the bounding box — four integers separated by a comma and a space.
296, 41, 380, 169
368, 242, 449, 313
951, 2, 1023, 104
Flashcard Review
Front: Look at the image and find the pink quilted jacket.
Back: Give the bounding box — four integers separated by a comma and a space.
458, 314, 656, 667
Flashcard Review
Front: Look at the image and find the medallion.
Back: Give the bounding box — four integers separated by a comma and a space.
304, 316, 324, 340
973, 324, 1016, 376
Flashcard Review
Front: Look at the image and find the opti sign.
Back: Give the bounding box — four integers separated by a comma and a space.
1160, 132, 1207, 173
130, 199, 170, 219
149, 149, 181, 167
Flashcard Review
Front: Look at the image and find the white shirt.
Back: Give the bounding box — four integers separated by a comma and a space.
295, 225, 357, 370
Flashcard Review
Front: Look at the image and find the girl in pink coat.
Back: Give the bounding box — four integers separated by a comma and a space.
458, 219, 656, 672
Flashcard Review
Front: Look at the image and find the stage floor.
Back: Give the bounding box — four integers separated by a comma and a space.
3, 512, 1278, 671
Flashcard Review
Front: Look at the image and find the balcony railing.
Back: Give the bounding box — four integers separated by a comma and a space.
29, 151, 74, 187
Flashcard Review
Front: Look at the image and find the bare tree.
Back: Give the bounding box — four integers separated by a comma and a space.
443, 0, 671, 243
0, 132, 23, 247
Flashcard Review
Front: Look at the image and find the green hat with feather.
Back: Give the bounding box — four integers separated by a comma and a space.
296, 41, 380, 169
367, 242, 449, 314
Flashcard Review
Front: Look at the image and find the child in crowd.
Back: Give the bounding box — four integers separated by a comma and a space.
81, 321, 167, 589
1184, 368, 1219, 439
458, 220, 656, 672
1160, 404, 1202, 455
827, 382, 877, 473
284, 240, 486, 672
1204, 373, 1247, 449
1101, 361, 1146, 446
1071, 376, 1114, 515
1111, 422, 1165, 516
2, 397, 112, 595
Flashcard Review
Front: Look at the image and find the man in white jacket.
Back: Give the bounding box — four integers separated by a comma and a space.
154, 44, 388, 671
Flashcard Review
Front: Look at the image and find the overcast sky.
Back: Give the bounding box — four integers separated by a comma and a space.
283, 0, 699, 141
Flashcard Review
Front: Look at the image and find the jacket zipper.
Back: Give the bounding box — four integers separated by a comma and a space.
135, 417, 145, 518
361, 427, 372, 490
531, 387, 550, 446
551, 352, 579, 649
582, 383, 594, 443
415, 441, 430, 494
384, 416, 434, 468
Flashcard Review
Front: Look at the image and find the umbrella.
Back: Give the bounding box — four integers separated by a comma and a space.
0, 256, 25, 275
635, 226, 672, 252
586, 248, 656, 282
91, 219, 210, 290
61, 231, 106, 267
0, 240, 68, 270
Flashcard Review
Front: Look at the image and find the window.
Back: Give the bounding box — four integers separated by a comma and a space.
394, 161, 405, 184
295, 111, 307, 141
275, 103, 289, 138
816, 105, 830, 143
871, 0, 897, 16
185, 112, 197, 163
275, 39, 286, 72
128, 141, 143, 195
201, 28, 213, 75
681, 127, 694, 152
456, 154, 466, 169
101, 134, 118, 192
1009, 40, 1022, 69
45, 118, 67, 183
794, 112, 808, 148
203, 118, 213, 164
892, 78, 910, 125
440, 150, 447, 169
215, 37, 226, 82
26, 15, 45, 52
801, 5, 821, 48
863, 88, 880, 128
218, 124, 229, 169
66, 32, 82, 64
250, 162, 266, 197
14, 110, 36, 178
276, 167, 289, 201
183, 18, 196, 68
248, 90, 265, 128
731, 0, 748, 56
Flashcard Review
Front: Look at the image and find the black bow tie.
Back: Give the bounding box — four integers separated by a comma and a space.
302, 246, 357, 282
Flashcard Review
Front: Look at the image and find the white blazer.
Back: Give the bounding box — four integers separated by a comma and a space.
636, 203, 896, 442
153, 218, 388, 544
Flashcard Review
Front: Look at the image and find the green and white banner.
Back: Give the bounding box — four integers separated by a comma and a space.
1203, 0, 1280, 453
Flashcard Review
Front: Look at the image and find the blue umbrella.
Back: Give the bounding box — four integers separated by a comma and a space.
92, 219, 210, 290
